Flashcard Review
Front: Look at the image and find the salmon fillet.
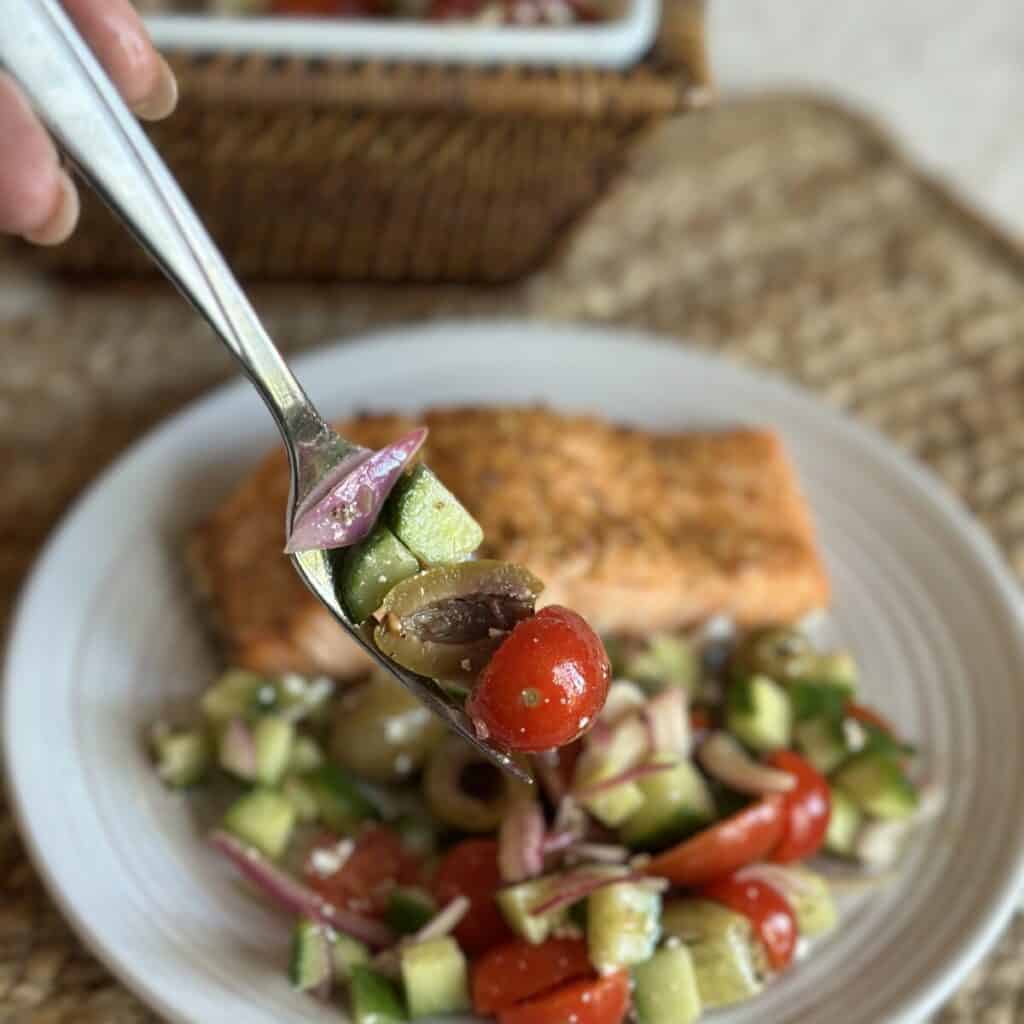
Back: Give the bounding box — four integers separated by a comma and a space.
188, 407, 830, 678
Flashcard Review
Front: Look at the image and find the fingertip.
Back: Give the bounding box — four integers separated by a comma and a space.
132, 55, 178, 122
23, 171, 80, 247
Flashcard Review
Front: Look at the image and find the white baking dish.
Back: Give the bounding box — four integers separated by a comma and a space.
144, 0, 659, 69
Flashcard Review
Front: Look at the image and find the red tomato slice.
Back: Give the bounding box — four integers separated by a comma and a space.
433, 839, 513, 955
303, 826, 418, 916
466, 606, 611, 752
767, 750, 831, 863
472, 937, 592, 1014
698, 875, 798, 971
645, 798, 784, 886
497, 970, 630, 1024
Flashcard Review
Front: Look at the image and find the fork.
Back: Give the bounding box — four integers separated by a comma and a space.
1, 0, 529, 783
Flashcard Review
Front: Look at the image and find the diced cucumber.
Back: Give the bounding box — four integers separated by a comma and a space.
726, 674, 792, 752
497, 875, 569, 944
222, 788, 296, 859
289, 918, 331, 993
814, 651, 859, 693
282, 775, 321, 823
661, 901, 764, 1009
587, 881, 662, 971
633, 945, 702, 1024
833, 751, 918, 820
350, 965, 406, 1024
332, 933, 371, 980
624, 633, 700, 694
784, 867, 837, 937
619, 758, 716, 850
253, 715, 295, 786
787, 681, 849, 723
385, 464, 484, 565
150, 724, 210, 788
288, 735, 325, 776
400, 937, 471, 1017
825, 787, 862, 856
794, 716, 848, 775
311, 763, 378, 833
339, 525, 420, 623
386, 887, 437, 935
574, 717, 650, 827
201, 669, 273, 722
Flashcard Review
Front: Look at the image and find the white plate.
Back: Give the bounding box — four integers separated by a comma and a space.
5, 321, 1024, 1024
145, 0, 659, 68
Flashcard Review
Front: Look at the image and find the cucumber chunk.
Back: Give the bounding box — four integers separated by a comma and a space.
400, 937, 471, 1017
201, 669, 270, 723
661, 901, 764, 1009
281, 775, 321, 823
288, 735, 325, 775
332, 933, 371, 980
624, 633, 700, 694
587, 881, 662, 971
311, 763, 378, 833
814, 651, 859, 693
386, 464, 483, 565
386, 887, 437, 935
222, 788, 296, 859
633, 945, 703, 1024
150, 724, 210, 788
833, 751, 918, 820
253, 715, 295, 786
497, 875, 569, 944
289, 918, 331, 993
619, 758, 716, 850
825, 787, 863, 856
574, 717, 649, 827
339, 525, 420, 623
784, 866, 837, 937
727, 674, 792, 752
350, 965, 406, 1024
794, 716, 848, 775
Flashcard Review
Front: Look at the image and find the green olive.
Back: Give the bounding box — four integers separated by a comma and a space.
423, 734, 532, 833
329, 670, 445, 784
735, 627, 819, 683
373, 560, 544, 683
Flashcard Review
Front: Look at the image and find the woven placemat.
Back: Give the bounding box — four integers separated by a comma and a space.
1, 94, 1023, 1022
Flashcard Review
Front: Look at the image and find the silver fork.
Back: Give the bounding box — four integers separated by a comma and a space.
2, 0, 529, 783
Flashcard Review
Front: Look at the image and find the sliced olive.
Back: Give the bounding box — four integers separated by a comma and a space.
373, 560, 544, 683
422, 734, 531, 833
330, 669, 445, 784
734, 627, 818, 683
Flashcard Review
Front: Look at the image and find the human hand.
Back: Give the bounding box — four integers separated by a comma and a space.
0, 0, 177, 246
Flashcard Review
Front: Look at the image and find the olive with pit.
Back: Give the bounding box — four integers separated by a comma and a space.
423, 734, 532, 833
329, 669, 445, 783
733, 627, 819, 683
373, 560, 544, 683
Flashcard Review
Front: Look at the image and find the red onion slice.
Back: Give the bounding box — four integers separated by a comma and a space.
572, 760, 676, 801
218, 718, 257, 781
643, 688, 691, 758
697, 732, 796, 795
528, 869, 664, 916
210, 830, 395, 948
411, 896, 471, 944
499, 798, 547, 883
285, 428, 428, 553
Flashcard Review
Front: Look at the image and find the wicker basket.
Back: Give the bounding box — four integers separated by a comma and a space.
43, 0, 709, 283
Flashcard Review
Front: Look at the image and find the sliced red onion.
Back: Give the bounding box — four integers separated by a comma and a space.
219, 718, 257, 781
564, 842, 630, 865
542, 830, 579, 855
644, 688, 691, 759
209, 830, 395, 948
284, 428, 428, 553
528, 869, 665, 917
572, 760, 675, 801
697, 732, 796, 795
411, 896, 470, 944
499, 798, 546, 883
533, 751, 567, 805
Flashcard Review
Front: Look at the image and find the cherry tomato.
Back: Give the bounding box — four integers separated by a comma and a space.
303, 826, 419, 916
466, 606, 611, 752
698, 875, 798, 971
645, 798, 784, 887
767, 750, 831, 863
433, 839, 513, 955
497, 970, 630, 1024
847, 702, 898, 737
472, 937, 592, 1014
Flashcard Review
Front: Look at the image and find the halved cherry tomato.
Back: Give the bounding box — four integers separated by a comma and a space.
433, 839, 512, 955
497, 970, 630, 1024
698, 875, 798, 971
847, 702, 898, 737
466, 606, 611, 753
645, 798, 784, 887
303, 826, 419, 916
767, 750, 831, 863
472, 937, 591, 1014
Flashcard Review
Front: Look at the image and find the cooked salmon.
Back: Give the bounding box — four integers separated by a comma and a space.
188, 407, 830, 678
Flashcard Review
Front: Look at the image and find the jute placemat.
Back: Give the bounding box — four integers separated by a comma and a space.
1, 94, 1022, 1022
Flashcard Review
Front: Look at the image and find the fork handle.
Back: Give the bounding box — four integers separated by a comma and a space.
0, 0, 327, 450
